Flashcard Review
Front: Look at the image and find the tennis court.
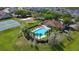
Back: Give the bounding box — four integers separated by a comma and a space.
0, 20, 20, 31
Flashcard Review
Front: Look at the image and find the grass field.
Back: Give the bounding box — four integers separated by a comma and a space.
64, 31, 79, 51
0, 27, 20, 50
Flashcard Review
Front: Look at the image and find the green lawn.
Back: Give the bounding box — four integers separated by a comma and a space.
64, 31, 79, 51
0, 27, 20, 50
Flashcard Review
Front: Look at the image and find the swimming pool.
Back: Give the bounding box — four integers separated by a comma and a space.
32, 26, 50, 39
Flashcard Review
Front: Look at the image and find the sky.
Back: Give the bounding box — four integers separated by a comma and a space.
0, 0, 79, 7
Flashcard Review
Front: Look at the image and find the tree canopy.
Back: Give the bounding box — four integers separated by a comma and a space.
75, 16, 79, 22
61, 14, 72, 24
15, 9, 32, 18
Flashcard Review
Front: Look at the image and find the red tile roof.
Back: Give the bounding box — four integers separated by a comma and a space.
44, 19, 64, 29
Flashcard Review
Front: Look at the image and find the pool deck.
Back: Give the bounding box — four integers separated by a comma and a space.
35, 35, 46, 39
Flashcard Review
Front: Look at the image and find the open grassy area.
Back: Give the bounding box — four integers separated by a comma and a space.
0, 27, 20, 50
64, 31, 79, 51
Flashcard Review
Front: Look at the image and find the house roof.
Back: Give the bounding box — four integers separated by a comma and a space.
44, 19, 64, 29
0, 11, 11, 19
2, 8, 10, 13
69, 23, 79, 31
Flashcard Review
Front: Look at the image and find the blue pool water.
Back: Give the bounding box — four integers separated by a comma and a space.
33, 28, 49, 39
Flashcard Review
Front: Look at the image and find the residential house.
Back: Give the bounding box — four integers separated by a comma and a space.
69, 22, 79, 31
44, 19, 64, 29
0, 11, 11, 19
